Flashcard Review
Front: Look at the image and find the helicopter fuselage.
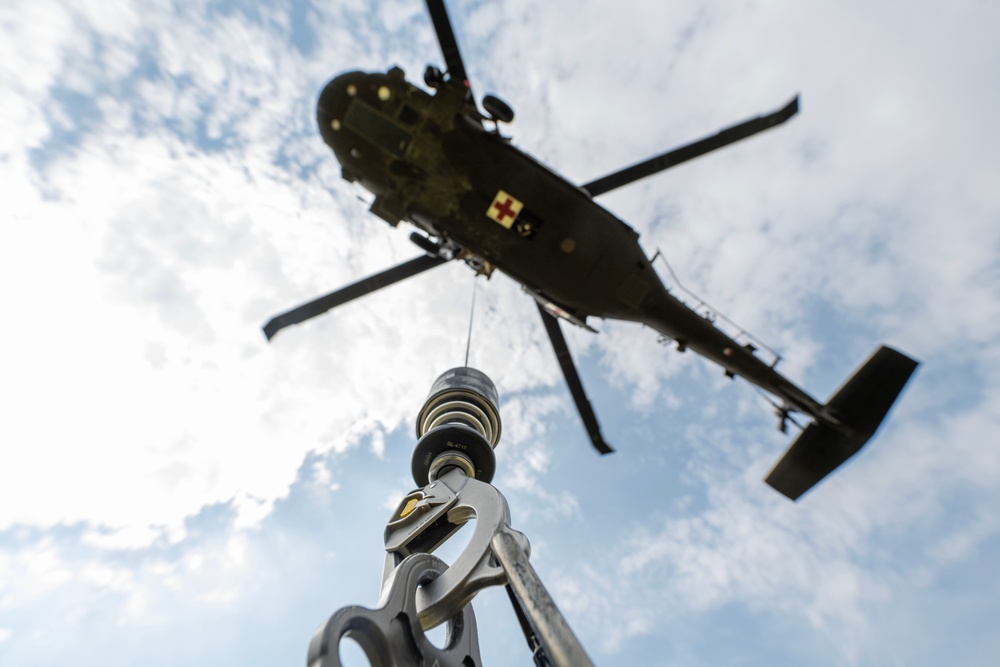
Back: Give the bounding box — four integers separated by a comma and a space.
316, 68, 825, 418
263, 0, 918, 500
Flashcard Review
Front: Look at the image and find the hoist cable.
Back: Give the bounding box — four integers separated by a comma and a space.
463, 276, 478, 367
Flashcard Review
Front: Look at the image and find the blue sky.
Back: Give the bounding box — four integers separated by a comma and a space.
2, 0, 999, 665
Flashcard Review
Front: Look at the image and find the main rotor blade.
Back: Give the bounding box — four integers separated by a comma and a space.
425, 0, 470, 87
582, 96, 799, 197
263, 254, 448, 341
536, 303, 614, 454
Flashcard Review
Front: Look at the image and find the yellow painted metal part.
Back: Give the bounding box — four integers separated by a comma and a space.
399, 497, 420, 518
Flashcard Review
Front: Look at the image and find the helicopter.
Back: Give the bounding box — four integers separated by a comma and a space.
264, 0, 918, 500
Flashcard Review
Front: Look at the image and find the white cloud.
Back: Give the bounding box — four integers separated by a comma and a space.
82, 525, 167, 551
2, 0, 999, 665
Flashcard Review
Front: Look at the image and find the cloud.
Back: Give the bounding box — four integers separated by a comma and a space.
541, 379, 1000, 662
2, 0, 1000, 665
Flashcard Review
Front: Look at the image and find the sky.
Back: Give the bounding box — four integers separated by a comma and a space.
2, 0, 999, 665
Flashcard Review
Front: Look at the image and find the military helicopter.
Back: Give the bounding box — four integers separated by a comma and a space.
264, 0, 918, 500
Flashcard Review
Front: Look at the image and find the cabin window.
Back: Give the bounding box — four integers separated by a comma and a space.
344, 99, 412, 157
516, 208, 544, 239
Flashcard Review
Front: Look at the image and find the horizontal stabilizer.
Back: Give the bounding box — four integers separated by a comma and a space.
765, 346, 919, 500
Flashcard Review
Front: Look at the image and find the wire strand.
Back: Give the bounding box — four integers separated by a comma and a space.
463, 276, 478, 367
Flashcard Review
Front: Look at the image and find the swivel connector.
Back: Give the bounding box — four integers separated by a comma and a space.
412, 367, 502, 486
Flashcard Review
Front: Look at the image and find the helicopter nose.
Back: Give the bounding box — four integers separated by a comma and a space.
317, 72, 359, 146
317, 74, 348, 125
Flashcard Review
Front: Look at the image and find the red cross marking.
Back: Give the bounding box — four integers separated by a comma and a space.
492, 197, 517, 222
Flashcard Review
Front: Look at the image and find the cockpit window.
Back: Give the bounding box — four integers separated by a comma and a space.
344, 99, 412, 157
